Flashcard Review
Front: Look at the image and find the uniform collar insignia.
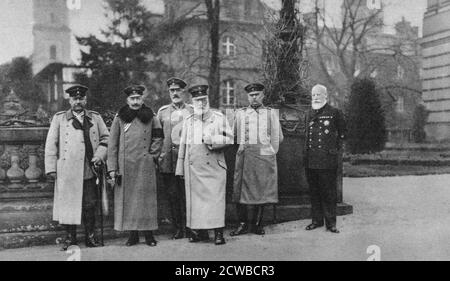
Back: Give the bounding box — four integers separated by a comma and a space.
66, 110, 92, 121
172, 103, 186, 110
193, 110, 213, 121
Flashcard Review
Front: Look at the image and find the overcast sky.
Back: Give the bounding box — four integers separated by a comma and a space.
0, 0, 427, 65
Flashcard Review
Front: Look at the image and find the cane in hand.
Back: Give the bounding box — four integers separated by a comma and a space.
92, 162, 105, 247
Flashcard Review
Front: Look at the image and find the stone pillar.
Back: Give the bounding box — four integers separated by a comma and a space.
6, 147, 25, 186
25, 147, 43, 184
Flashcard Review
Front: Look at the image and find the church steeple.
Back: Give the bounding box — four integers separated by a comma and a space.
32, 0, 72, 75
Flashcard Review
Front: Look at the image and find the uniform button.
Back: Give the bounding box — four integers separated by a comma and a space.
190, 162, 193, 165
207, 162, 210, 165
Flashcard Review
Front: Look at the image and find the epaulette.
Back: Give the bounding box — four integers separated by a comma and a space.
212, 110, 224, 116
88, 110, 100, 115
158, 105, 170, 113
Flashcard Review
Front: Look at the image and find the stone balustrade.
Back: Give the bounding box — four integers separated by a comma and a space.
0, 128, 53, 193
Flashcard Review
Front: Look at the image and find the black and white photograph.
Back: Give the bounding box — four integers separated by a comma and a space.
0, 0, 448, 266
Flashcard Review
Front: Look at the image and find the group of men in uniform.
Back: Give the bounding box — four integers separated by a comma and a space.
45, 76, 345, 251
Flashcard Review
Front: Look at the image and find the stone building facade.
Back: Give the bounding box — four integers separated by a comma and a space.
421, 0, 450, 141
161, 0, 268, 109
306, 1, 422, 143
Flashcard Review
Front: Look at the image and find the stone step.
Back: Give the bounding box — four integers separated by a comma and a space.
0, 202, 353, 250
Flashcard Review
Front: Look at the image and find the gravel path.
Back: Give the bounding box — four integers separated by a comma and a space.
1, 175, 450, 261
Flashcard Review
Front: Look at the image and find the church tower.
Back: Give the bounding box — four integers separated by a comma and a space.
32, 0, 72, 75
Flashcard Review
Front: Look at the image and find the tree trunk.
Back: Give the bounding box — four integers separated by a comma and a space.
205, 0, 221, 108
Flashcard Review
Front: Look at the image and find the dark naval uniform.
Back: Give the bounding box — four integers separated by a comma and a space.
157, 102, 193, 238
305, 103, 346, 230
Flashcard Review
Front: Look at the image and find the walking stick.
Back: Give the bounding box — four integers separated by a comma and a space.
93, 163, 106, 246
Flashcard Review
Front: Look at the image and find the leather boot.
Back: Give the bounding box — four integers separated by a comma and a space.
214, 228, 226, 245
144, 231, 158, 247
230, 223, 249, 237
253, 206, 265, 235
169, 196, 185, 240
61, 225, 78, 251
230, 204, 249, 236
126, 231, 139, 246
189, 229, 210, 243
83, 208, 101, 248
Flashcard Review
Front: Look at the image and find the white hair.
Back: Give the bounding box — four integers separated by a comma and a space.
311, 84, 328, 96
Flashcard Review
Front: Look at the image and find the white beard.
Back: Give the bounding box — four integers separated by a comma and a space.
312, 101, 327, 110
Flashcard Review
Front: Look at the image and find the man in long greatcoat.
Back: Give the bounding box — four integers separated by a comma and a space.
175, 85, 233, 246
157, 77, 193, 239
107, 85, 164, 246
230, 83, 284, 237
45, 85, 109, 251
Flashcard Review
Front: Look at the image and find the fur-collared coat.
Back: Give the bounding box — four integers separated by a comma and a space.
107, 105, 164, 231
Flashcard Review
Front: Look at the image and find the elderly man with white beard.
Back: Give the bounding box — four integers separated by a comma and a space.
175, 85, 233, 246
304, 84, 346, 234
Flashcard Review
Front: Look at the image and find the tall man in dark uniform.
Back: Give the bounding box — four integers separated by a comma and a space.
45, 85, 110, 251
230, 83, 284, 236
157, 78, 193, 239
304, 84, 346, 234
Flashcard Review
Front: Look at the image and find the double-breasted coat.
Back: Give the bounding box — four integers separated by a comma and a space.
232, 106, 284, 204
107, 106, 164, 231
45, 110, 109, 225
175, 110, 233, 229
157, 103, 194, 174
304, 103, 346, 170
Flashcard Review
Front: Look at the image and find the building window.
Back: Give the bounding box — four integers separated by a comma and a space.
222, 36, 236, 57
53, 74, 59, 101
50, 45, 57, 60
353, 62, 361, 77
396, 96, 404, 113
50, 13, 57, 24
325, 57, 334, 75
397, 65, 405, 80
244, 0, 252, 17
222, 80, 235, 106
370, 68, 378, 78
